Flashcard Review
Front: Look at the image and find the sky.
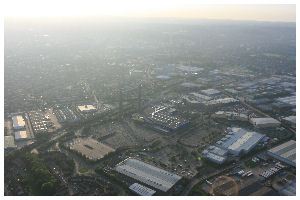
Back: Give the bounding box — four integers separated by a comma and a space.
3, 0, 296, 22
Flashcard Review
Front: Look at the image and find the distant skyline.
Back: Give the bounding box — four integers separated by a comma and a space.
4, 1, 296, 22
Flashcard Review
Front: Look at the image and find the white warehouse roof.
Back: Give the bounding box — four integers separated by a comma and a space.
78, 105, 97, 112
12, 115, 25, 129
250, 117, 280, 127
223, 128, 265, 155
282, 116, 296, 124
14, 131, 28, 140
201, 89, 221, 96
276, 96, 296, 106
129, 183, 156, 196
268, 140, 296, 167
115, 158, 182, 192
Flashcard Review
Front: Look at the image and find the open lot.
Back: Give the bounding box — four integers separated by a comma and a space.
66, 137, 115, 161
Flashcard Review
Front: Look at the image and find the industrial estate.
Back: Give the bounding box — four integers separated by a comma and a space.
4, 16, 296, 196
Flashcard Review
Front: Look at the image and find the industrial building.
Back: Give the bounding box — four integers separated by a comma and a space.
201, 89, 221, 97
182, 93, 212, 104
202, 146, 228, 164
77, 105, 97, 113
202, 127, 265, 164
12, 115, 26, 130
249, 117, 281, 128
4, 136, 16, 149
206, 98, 238, 106
68, 138, 115, 161
115, 158, 182, 192
212, 111, 248, 121
267, 140, 296, 167
276, 96, 296, 107
281, 116, 296, 128
129, 183, 156, 196
14, 131, 28, 140
145, 105, 189, 132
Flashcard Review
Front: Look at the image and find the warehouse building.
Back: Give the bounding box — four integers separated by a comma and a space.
129, 183, 156, 196
202, 145, 228, 164
202, 127, 265, 164
224, 129, 265, 155
276, 96, 296, 107
212, 111, 248, 121
249, 117, 281, 128
115, 158, 182, 192
267, 140, 296, 167
182, 92, 212, 104
12, 115, 26, 130
77, 105, 97, 113
14, 131, 29, 140
201, 89, 221, 97
206, 98, 238, 106
281, 116, 296, 128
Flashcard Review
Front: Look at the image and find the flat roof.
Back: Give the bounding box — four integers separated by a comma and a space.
69, 138, 115, 160
77, 105, 97, 112
277, 96, 296, 106
282, 116, 296, 124
129, 183, 156, 196
250, 117, 280, 125
5, 136, 16, 149
14, 131, 28, 140
222, 128, 265, 153
176, 65, 203, 72
201, 88, 221, 96
268, 140, 296, 166
12, 115, 25, 128
206, 98, 238, 105
190, 93, 212, 101
115, 158, 182, 192
205, 152, 227, 163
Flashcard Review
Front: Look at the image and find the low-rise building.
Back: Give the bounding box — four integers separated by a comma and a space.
202, 127, 265, 164
205, 98, 238, 106
213, 111, 248, 121
77, 105, 97, 113
12, 115, 26, 130
201, 89, 221, 97
267, 140, 296, 167
249, 117, 281, 128
115, 158, 182, 192
129, 183, 156, 196
281, 116, 296, 128
14, 130, 28, 140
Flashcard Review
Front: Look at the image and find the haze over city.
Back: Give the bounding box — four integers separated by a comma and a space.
3, 1, 297, 198
4, 1, 296, 22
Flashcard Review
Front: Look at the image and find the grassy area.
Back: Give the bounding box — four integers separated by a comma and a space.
189, 183, 209, 196
79, 168, 88, 173
244, 159, 257, 168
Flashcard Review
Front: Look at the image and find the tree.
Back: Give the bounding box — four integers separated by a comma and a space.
41, 181, 56, 195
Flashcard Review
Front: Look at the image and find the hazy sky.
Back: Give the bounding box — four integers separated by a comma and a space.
4, 0, 296, 22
